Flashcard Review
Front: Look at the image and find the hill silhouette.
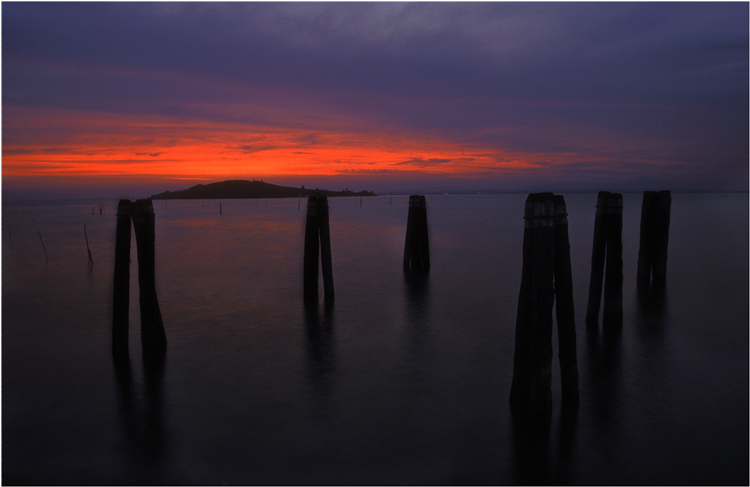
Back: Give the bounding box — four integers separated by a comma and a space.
151, 179, 376, 200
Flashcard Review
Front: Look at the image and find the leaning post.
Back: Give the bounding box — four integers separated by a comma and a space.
318, 197, 335, 302
113, 199, 132, 358
586, 192, 624, 328
586, 191, 609, 327
553, 195, 579, 407
132, 199, 167, 355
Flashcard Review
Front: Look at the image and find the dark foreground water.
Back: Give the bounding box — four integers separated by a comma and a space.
2, 192, 748, 485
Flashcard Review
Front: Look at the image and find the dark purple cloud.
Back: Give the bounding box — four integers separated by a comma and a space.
2, 2, 748, 192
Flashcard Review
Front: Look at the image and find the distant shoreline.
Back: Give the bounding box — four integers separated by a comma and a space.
1, 188, 747, 205
150, 179, 377, 200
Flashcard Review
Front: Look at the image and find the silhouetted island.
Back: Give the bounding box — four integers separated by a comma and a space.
151, 179, 376, 200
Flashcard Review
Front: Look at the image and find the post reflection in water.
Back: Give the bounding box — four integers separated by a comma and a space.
112, 351, 168, 484
635, 281, 668, 335
510, 369, 579, 484
403, 272, 431, 396
510, 401, 551, 485
634, 280, 670, 415
586, 318, 622, 423
303, 299, 336, 419
584, 306, 623, 484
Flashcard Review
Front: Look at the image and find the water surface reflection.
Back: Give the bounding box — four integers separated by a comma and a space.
303, 300, 336, 420
113, 351, 168, 484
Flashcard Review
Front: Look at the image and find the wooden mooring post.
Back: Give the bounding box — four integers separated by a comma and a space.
304, 195, 334, 302
403, 195, 430, 273
637, 190, 671, 286
585, 192, 623, 328
132, 199, 167, 355
553, 195, 579, 406
113, 199, 132, 357
510, 193, 579, 417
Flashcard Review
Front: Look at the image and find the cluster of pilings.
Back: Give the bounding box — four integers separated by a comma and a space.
301, 193, 431, 305
509, 193, 579, 417
113, 199, 167, 359
508, 190, 671, 418
111, 191, 672, 421
303, 195, 335, 302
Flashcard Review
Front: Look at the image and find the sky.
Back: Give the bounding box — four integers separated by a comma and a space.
2, 2, 748, 200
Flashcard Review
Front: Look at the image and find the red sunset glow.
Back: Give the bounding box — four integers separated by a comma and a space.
2, 106, 675, 186
1, 108, 559, 179
2, 3, 747, 199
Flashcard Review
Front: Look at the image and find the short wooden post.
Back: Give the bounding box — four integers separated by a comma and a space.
638, 191, 671, 285
403, 195, 430, 273
586, 192, 623, 327
132, 199, 166, 355
113, 199, 132, 357
303, 196, 334, 302
553, 195, 579, 407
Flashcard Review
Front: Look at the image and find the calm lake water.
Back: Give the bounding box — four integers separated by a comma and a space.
2, 192, 748, 485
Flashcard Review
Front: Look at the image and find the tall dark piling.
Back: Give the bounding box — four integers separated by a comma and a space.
586, 192, 623, 328
304, 196, 334, 302
511, 193, 555, 417
553, 195, 579, 406
637, 190, 671, 285
303, 198, 320, 301
403, 195, 430, 273
132, 199, 166, 354
113, 199, 132, 357
318, 198, 335, 301
511, 193, 581, 417
603, 194, 623, 326
586, 192, 608, 326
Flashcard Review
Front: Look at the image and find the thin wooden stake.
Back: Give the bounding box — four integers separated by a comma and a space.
84, 225, 94, 266
38, 229, 48, 262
